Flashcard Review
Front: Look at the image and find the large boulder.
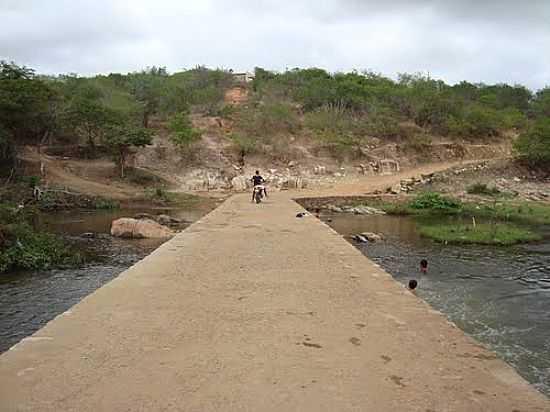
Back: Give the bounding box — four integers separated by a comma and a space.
111, 218, 175, 239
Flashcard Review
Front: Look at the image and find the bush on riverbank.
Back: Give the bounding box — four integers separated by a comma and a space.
418, 222, 541, 246
409, 192, 462, 212
466, 183, 501, 196
0, 203, 78, 273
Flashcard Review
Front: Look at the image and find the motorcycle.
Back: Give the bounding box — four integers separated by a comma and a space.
253, 185, 265, 204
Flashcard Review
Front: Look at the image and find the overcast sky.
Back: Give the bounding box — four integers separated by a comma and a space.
1, 0, 549, 89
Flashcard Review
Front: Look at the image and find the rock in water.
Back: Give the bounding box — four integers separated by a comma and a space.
327, 204, 344, 213
352, 235, 369, 243
111, 218, 175, 239
157, 214, 178, 225
360, 232, 384, 242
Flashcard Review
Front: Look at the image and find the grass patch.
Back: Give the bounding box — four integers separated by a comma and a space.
355, 192, 550, 246
409, 192, 462, 212
418, 222, 541, 245
461, 201, 550, 226
93, 198, 120, 210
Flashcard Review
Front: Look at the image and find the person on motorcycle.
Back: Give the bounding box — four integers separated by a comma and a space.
251, 170, 267, 202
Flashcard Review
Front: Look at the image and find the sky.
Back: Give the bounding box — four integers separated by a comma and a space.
1, 0, 549, 89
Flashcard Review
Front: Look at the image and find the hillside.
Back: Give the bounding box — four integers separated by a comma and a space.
1, 63, 549, 200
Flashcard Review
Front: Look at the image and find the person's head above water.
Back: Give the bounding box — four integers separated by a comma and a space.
420, 259, 428, 273
408, 279, 418, 290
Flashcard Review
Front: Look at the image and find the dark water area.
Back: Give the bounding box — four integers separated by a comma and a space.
325, 213, 550, 396
0, 205, 211, 353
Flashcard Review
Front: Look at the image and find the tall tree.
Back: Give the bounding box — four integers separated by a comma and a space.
103, 125, 152, 178
0, 61, 58, 168
129, 67, 167, 128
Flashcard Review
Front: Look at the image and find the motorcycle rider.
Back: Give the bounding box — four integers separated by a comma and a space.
251, 170, 268, 202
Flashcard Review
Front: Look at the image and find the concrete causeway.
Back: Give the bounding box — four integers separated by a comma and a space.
1, 193, 549, 411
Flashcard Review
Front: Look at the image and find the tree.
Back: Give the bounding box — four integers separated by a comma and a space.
65, 97, 117, 150
103, 126, 152, 178
0, 61, 58, 168
531, 88, 550, 118
128, 67, 168, 128
514, 117, 550, 169
168, 112, 201, 148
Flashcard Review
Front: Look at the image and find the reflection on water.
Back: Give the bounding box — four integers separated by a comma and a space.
325, 214, 550, 397
0, 206, 208, 353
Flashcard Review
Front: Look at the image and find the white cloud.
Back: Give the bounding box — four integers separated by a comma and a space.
0, 0, 548, 89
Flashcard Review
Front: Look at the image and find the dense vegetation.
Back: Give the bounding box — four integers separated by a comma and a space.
242, 67, 550, 165
0, 61, 226, 176
1, 61, 549, 172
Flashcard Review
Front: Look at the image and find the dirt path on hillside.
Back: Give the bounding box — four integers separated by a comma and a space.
20, 148, 151, 200
306, 160, 479, 197
21, 143, 484, 202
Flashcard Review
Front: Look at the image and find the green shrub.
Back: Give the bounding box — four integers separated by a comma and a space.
0, 223, 66, 272
93, 198, 120, 210
169, 112, 202, 148
143, 187, 174, 203
514, 117, 550, 169
405, 133, 432, 151
446, 105, 502, 139
466, 183, 501, 196
304, 107, 352, 134
19, 175, 41, 188
409, 192, 462, 212
0, 204, 73, 273
237, 102, 300, 138
229, 132, 258, 160
500, 108, 527, 130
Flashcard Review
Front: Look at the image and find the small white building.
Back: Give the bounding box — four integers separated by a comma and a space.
231, 71, 255, 83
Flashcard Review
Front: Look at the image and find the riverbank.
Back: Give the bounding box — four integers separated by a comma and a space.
299, 192, 550, 245
0, 179, 222, 275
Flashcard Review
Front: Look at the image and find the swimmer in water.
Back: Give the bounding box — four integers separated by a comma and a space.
420, 259, 428, 274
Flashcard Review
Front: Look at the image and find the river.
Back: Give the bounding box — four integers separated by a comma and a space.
0, 204, 215, 353
2, 206, 549, 397
324, 213, 550, 397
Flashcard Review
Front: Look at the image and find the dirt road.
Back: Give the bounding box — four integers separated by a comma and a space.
1, 190, 548, 411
